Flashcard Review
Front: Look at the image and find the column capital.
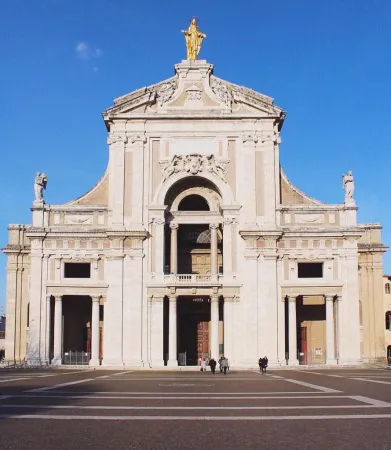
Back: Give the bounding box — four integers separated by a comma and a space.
91, 295, 101, 303
170, 222, 179, 230
209, 223, 219, 230
324, 294, 336, 302
46, 294, 52, 301
169, 294, 177, 302
287, 295, 297, 302
152, 295, 165, 303
211, 294, 219, 303
54, 295, 63, 302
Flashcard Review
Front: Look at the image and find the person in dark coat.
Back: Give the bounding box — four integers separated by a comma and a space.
209, 358, 217, 374
260, 356, 268, 374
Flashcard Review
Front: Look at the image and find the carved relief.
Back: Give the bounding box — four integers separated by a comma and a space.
64, 215, 93, 225
186, 84, 202, 101
107, 135, 128, 146
211, 79, 232, 106
156, 80, 177, 107
242, 133, 258, 144
160, 154, 229, 181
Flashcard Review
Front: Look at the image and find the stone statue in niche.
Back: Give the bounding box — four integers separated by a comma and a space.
34, 172, 48, 202
156, 80, 177, 107
211, 79, 232, 106
160, 154, 228, 181
342, 170, 354, 202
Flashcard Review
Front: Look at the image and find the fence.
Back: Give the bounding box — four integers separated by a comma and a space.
62, 351, 91, 365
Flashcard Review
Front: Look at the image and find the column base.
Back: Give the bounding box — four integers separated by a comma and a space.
51, 358, 62, 366
101, 358, 124, 368
167, 359, 178, 367
89, 359, 101, 367
123, 360, 144, 368
150, 359, 165, 368
288, 359, 299, 366
326, 359, 338, 365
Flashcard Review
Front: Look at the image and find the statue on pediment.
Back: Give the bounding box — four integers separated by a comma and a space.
211, 79, 232, 106
181, 18, 206, 60
34, 172, 48, 202
342, 171, 354, 201
157, 80, 177, 107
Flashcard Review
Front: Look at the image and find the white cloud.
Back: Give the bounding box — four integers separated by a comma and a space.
75, 42, 103, 59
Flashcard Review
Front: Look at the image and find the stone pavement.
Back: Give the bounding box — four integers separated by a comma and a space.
0, 368, 391, 449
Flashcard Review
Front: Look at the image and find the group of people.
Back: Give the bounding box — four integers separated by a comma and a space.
199, 355, 268, 374
200, 356, 230, 374
258, 356, 268, 374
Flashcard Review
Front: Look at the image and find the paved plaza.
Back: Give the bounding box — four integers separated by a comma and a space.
0, 368, 390, 449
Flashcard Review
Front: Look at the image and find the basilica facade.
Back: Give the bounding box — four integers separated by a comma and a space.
3, 58, 387, 368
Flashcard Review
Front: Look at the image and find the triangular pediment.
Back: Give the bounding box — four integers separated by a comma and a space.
102, 61, 285, 124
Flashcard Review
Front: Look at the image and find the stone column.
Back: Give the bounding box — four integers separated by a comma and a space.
167, 294, 178, 366
210, 294, 219, 359
107, 134, 127, 226
52, 296, 63, 366
170, 223, 178, 274
45, 295, 51, 363
336, 296, 343, 363
90, 295, 101, 366
325, 295, 336, 364
223, 296, 234, 363
210, 223, 219, 279
222, 219, 233, 280
288, 296, 299, 366
150, 296, 164, 367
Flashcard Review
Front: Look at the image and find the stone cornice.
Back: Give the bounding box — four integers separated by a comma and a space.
358, 243, 389, 254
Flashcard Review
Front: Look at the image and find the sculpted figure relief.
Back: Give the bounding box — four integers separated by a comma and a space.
161, 154, 228, 181
181, 18, 206, 60
156, 80, 177, 107
342, 170, 354, 201
211, 79, 232, 106
34, 172, 48, 202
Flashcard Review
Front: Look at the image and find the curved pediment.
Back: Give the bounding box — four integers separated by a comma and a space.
102, 60, 285, 126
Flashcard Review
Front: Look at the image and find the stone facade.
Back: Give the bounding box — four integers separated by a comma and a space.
2, 59, 388, 367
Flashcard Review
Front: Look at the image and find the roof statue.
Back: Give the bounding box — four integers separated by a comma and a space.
181, 18, 206, 60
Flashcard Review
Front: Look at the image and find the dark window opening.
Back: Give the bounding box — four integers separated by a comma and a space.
178, 195, 209, 211
386, 312, 391, 331
298, 262, 323, 278
64, 263, 91, 279
386, 283, 390, 294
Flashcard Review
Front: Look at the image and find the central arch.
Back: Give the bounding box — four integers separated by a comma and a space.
154, 171, 234, 207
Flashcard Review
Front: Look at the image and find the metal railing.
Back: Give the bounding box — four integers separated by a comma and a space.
62, 351, 91, 365
164, 274, 223, 284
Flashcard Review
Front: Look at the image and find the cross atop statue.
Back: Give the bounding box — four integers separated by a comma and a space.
181, 18, 206, 60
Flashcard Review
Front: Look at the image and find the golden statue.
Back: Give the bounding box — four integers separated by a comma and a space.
181, 18, 206, 60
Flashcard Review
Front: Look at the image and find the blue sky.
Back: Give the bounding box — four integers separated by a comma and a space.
1, 0, 390, 309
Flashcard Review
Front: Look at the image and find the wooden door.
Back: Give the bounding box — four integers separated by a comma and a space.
197, 321, 209, 363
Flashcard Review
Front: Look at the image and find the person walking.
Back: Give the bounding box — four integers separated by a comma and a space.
200, 359, 207, 372
221, 356, 229, 375
258, 357, 263, 373
209, 358, 217, 374
218, 356, 223, 373
260, 356, 268, 374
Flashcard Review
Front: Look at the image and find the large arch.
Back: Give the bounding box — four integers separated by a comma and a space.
153, 171, 235, 206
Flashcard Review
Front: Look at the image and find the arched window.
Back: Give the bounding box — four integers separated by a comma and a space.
385, 311, 391, 330
386, 283, 390, 294
178, 194, 209, 211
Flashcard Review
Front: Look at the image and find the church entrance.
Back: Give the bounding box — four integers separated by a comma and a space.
177, 296, 210, 366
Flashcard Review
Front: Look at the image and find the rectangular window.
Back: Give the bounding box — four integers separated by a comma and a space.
64, 262, 91, 279
298, 262, 323, 278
